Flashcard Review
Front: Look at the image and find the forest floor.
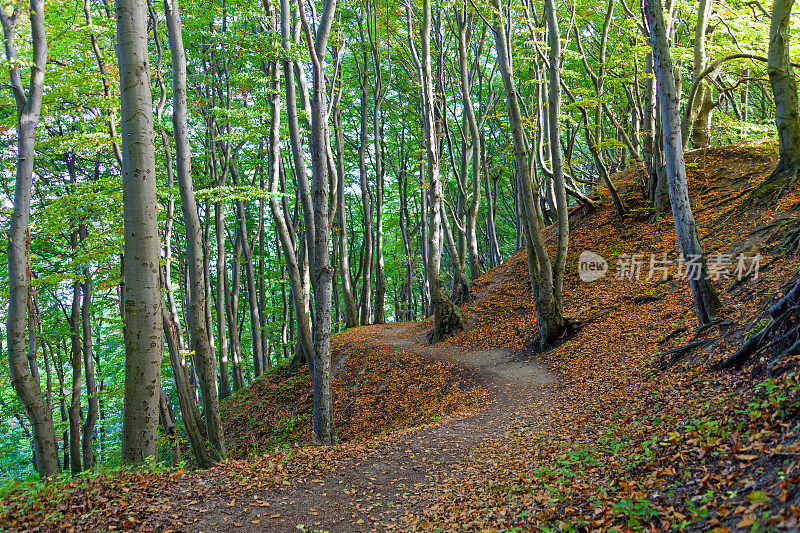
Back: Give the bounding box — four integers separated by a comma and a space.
2, 140, 800, 532
188, 323, 557, 532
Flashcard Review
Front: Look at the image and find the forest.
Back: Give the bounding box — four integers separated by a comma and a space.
2, 0, 800, 528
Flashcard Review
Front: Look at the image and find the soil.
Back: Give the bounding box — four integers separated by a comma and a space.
183, 323, 557, 532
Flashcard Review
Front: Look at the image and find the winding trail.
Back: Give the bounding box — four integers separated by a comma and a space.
194, 323, 556, 532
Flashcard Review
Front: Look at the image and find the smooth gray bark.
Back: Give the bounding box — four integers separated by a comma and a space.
455, 10, 484, 280
354, 29, 373, 325
1, 0, 60, 478
332, 86, 358, 328
68, 229, 82, 475
768, 0, 800, 179
491, 0, 567, 348
297, 0, 337, 444
681, 0, 713, 150
164, 0, 225, 462
234, 192, 265, 378
645, 0, 720, 326
409, 0, 464, 342
79, 225, 98, 470
116, 0, 164, 465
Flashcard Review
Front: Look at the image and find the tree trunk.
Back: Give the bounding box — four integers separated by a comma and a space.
1, 0, 60, 479
297, 0, 337, 444
68, 229, 82, 475
116, 0, 164, 465
158, 388, 179, 465
333, 95, 358, 328
214, 202, 231, 399
235, 193, 265, 378
54, 346, 69, 471
545, 0, 570, 312
410, 0, 464, 342
164, 0, 225, 462
645, 0, 721, 326
227, 223, 246, 390
266, 48, 315, 370
456, 9, 484, 280
79, 225, 98, 470
491, 0, 567, 348
682, 0, 713, 150
355, 40, 374, 325
161, 299, 213, 467
369, 9, 386, 324
768, 0, 800, 180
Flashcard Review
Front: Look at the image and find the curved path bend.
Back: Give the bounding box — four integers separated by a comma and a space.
193, 323, 556, 532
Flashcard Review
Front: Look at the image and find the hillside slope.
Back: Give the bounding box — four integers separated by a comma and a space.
405, 140, 800, 531
2, 141, 799, 532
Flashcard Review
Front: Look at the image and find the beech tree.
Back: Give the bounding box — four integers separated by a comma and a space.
116, 0, 164, 464
164, 0, 226, 462
645, 0, 720, 326
407, 0, 465, 342
490, 0, 569, 348
1, 0, 60, 478
767, 0, 800, 181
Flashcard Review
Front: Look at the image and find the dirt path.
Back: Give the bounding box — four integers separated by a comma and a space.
188, 323, 556, 532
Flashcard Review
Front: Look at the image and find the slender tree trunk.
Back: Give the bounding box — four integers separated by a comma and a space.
226, 226, 245, 390
355, 42, 374, 325
214, 203, 231, 398
333, 97, 358, 328
164, 0, 225, 462
682, 0, 713, 150
369, 9, 386, 324
645, 0, 720, 325
116, 0, 164, 464
259, 191, 269, 367
409, 0, 464, 342
276, 232, 291, 360
1, 0, 60, 479
54, 346, 69, 471
68, 229, 82, 475
266, 65, 315, 370
297, 0, 337, 444
235, 193, 264, 378
158, 388, 179, 465
545, 0, 569, 312
491, 0, 567, 348
768, 0, 800, 180
161, 297, 213, 467
79, 225, 98, 470
456, 9, 483, 280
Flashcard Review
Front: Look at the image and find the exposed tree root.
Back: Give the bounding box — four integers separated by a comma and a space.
528, 318, 582, 354
660, 339, 714, 369
779, 223, 800, 255
714, 276, 800, 371
427, 301, 465, 344
746, 162, 800, 206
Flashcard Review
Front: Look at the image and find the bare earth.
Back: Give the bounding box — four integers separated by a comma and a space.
185, 323, 556, 532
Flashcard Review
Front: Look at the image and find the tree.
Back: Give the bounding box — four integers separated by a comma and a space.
1, 0, 61, 478
490, 0, 569, 349
644, 0, 720, 326
297, 0, 338, 444
767, 0, 800, 181
681, 0, 714, 150
116, 0, 164, 465
407, 0, 465, 343
164, 0, 226, 462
